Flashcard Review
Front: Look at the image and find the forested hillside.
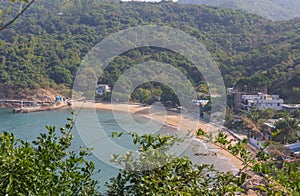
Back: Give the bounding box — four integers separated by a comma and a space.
0, 0, 299, 102
178, 0, 300, 21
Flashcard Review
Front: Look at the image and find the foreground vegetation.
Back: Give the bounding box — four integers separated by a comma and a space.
0, 117, 299, 195
0, 117, 99, 195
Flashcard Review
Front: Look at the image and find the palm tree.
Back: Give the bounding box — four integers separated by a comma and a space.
274, 118, 300, 144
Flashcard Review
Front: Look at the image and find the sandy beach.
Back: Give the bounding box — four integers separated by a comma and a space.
72, 101, 243, 170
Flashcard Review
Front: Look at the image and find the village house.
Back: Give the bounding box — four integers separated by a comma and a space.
262, 118, 281, 140
249, 118, 300, 156
96, 84, 111, 96
284, 143, 300, 158
248, 131, 265, 149
241, 93, 284, 111
264, 118, 300, 146
282, 104, 300, 112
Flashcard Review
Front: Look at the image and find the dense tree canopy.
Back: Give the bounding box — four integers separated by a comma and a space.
0, 0, 299, 102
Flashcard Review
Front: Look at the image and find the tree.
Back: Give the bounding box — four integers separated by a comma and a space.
273, 118, 300, 144
0, 0, 36, 32
106, 132, 245, 195
294, 109, 300, 118
273, 110, 291, 119
73, 68, 97, 99
250, 105, 260, 122
160, 86, 180, 107
107, 130, 300, 195
260, 108, 275, 120
0, 117, 100, 195
48, 65, 72, 85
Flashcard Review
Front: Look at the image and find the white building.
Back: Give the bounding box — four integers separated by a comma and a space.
249, 135, 265, 149
96, 84, 111, 96
282, 104, 300, 111
227, 87, 234, 94
241, 93, 283, 111
284, 143, 300, 157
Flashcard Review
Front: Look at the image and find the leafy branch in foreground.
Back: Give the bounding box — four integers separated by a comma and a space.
107, 129, 299, 195
0, 117, 100, 195
197, 129, 300, 195
0, 0, 36, 32
1, 118, 298, 195
106, 132, 246, 195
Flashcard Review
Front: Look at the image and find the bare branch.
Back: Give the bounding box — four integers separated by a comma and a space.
0, 0, 36, 32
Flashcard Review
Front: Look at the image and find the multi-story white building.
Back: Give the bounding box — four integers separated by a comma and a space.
241, 93, 284, 111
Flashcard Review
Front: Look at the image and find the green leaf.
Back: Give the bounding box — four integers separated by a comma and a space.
255, 185, 267, 192
240, 173, 247, 184
196, 129, 206, 136
6, 175, 14, 193
117, 132, 123, 140
112, 132, 117, 138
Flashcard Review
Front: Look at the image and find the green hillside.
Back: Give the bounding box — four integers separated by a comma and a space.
178, 0, 300, 21
0, 1, 299, 102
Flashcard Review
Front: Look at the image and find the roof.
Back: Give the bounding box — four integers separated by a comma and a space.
264, 122, 275, 129
285, 143, 300, 153
242, 93, 283, 102
282, 104, 300, 109
263, 118, 283, 129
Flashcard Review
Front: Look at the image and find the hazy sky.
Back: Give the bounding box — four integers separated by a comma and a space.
121, 0, 178, 2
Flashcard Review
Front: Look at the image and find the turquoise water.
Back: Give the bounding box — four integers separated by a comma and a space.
0, 108, 237, 191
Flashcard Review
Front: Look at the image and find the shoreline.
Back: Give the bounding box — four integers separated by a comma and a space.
1, 101, 243, 171
71, 101, 243, 170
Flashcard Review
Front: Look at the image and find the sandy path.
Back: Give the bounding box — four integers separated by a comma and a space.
72, 101, 243, 169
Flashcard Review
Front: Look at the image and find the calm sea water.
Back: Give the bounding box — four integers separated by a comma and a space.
0, 108, 237, 191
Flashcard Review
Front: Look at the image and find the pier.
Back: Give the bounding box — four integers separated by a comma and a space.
0, 99, 71, 113
13, 103, 69, 113
0, 99, 52, 106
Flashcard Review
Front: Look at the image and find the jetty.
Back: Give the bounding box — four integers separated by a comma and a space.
0, 99, 52, 106
1, 95, 71, 113
13, 102, 70, 113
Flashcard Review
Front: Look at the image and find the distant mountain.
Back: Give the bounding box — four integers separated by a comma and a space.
178, 0, 300, 21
